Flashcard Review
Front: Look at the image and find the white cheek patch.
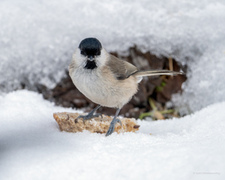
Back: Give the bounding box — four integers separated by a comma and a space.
95, 48, 108, 67
73, 48, 87, 68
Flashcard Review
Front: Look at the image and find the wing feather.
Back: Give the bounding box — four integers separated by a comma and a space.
106, 55, 138, 80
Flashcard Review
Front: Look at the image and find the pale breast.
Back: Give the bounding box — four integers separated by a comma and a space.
70, 66, 138, 109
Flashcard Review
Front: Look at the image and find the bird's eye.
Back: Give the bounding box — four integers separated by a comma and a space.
96, 50, 100, 56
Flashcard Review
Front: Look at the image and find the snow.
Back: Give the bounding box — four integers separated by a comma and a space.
0, 90, 224, 180
1, 0, 225, 112
1, 1, 225, 178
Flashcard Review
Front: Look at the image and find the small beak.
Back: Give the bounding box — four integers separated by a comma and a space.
87, 56, 94, 61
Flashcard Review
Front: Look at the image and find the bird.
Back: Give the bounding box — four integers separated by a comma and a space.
69, 37, 183, 136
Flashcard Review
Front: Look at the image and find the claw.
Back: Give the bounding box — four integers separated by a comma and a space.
76, 113, 102, 123
106, 118, 122, 136
117, 119, 122, 127
94, 113, 103, 118
75, 105, 101, 123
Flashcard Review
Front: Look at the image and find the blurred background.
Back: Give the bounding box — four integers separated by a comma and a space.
1, 0, 225, 119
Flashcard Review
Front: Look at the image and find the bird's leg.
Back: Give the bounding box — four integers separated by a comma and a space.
106, 108, 122, 136
76, 105, 102, 122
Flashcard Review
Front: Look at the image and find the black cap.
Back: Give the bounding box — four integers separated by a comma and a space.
79, 37, 102, 57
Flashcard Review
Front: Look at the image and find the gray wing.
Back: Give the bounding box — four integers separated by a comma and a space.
107, 55, 138, 80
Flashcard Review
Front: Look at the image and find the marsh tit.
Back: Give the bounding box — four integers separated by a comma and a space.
69, 37, 183, 136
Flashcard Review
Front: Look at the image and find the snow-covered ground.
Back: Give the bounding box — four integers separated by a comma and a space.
1, 1, 225, 179
0, 90, 224, 180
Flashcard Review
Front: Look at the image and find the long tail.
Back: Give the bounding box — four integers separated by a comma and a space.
133, 70, 184, 77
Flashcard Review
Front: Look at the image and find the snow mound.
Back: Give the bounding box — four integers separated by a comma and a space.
0, 0, 225, 112
0, 90, 224, 180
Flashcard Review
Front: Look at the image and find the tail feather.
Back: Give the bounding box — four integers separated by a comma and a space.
133, 70, 184, 77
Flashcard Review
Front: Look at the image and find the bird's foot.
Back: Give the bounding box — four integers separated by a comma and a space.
76, 113, 102, 123
106, 118, 122, 136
